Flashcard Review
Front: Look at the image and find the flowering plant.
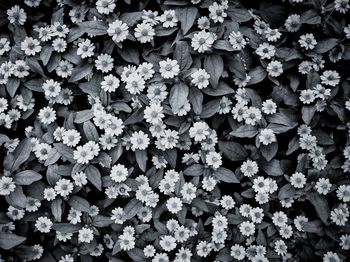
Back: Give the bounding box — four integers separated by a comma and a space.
0, 0, 350, 261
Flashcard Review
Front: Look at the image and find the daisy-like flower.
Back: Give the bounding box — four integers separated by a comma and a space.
159, 58, 180, 79
130, 131, 150, 151
258, 128, 276, 145
191, 69, 210, 89
228, 31, 247, 50
21, 37, 42, 56
7, 5, 27, 25
256, 43, 275, 59
267, 60, 283, 77
240, 160, 259, 177
159, 10, 178, 28
243, 107, 262, 126
285, 14, 301, 32
95, 53, 114, 73
107, 20, 129, 43
56, 60, 73, 78
137, 62, 155, 80
42, 79, 61, 98
299, 33, 317, 50
334, 0, 350, 13
209, 2, 227, 23
239, 221, 255, 236
78, 227, 94, 243
72, 172, 88, 187
77, 39, 95, 58
62, 129, 81, 147
300, 89, 316, 104
166, 197, 183, 214
38, 107, 56, 125
134, 22, 155, 43
0, 176, 16, 196
101, 74, 120, 93
321, 70, 340, 87
55, 178, 74, 197
35, 216, 52, 233
144, 102, 164, 125
206, 151, 222, 169
189, 121, 210, 141
110, 164, 129, 183
198, 16, 210, 30
96, 0, 115, 14
124, 73, 145, 96
262, 99, 277, 115
52, 38, 67, 53
191, 31, 217, 53
336, 185, 350, 202
264, 28, 281, 42
290, 172, 306, 188
0, 38, 11, 55
142, 10, 159, 25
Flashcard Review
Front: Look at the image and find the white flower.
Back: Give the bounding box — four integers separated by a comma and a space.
231, 244, 246, 260
144, 103, 164, 125
166, 197, 183, 213
206, 151, 222, 169
228, 31, 246, 50
299, 33, 317, 50
52, 38, 67, 53
336, 185, 350, 202
243, 107, 262, 126
54, 178, 74, 197
62, 129, 81, 147
321, 70, 340, 87
0, 177, 16, 196
35, 216, 52, 233
43, 188, 56, 201
240, 160, 259, 177
262, 99, 277, 115
72, 172, 88, 187
96, 0, 115, 14
290, 172, 306, 188
239, 221, 255, 236
21, 37, 41, 56
256, 43, 275, 59
159, 58, 180, 79
191, 69, 210, 89
134, 22, 155, 43
125, 72, 145, 94
159, 10, 178, 28
110, 164, 129, 183
101, 74, 120, 93
181, 182, 197, 202
189, 121, 210, 141
130, 131, 150, 151
77, 39, 95, 58
95, 53, 114, 73
209, 2, 227, 23
258, 128, 276, 145
7, 5, 27, 25
78, 227, 94, 243
267, 60, 283, 77
160, 235, 177, 251
137, 62, 155, 80
191, 31, 217, 53
38, 107, 56, 124
107, 20, 129, 43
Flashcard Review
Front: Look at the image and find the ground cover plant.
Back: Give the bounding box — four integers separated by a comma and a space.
0, 0, 350, 261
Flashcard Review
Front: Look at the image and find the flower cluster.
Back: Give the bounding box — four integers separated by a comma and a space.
0, 0, 350, 261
